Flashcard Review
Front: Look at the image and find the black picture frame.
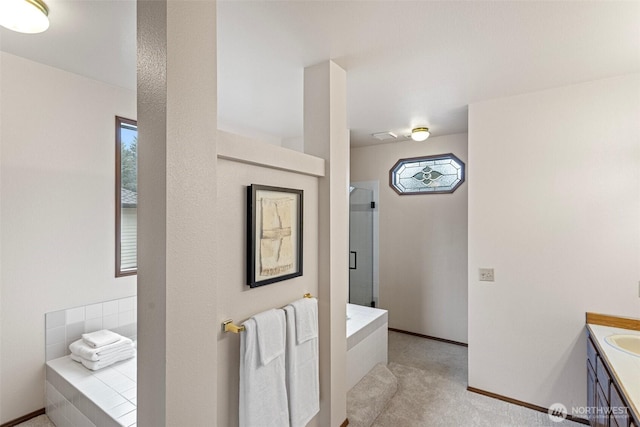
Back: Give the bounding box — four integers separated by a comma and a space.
247, 184, 303, 288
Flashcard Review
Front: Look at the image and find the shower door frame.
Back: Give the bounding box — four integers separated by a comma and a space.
349, 180, 380, 307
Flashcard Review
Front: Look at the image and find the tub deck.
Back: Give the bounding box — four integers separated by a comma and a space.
46, 355, 136, 427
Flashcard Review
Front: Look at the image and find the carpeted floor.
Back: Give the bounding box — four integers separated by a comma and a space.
14, 415, 54, 427
372, 330, 586, 427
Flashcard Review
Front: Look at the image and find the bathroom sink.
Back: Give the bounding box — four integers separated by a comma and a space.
605, 334, 640, 357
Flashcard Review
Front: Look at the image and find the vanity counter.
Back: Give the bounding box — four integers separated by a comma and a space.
586, 313, 640, 426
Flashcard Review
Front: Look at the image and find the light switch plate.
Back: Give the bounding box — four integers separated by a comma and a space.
479, 268, 495, 282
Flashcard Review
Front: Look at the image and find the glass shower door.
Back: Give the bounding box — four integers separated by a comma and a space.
349, 187, 374, 307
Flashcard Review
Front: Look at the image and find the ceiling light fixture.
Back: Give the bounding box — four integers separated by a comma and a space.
0, 0, 50, 34
411, 127, 430, 142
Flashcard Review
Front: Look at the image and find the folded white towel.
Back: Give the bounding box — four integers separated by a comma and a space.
239, 314, 289, 427
82, 330, 122, 348
254, 308, 286, 366
290, 297, 318, 344
284, 303, 319, 427
70, 348, 135, 371
69, 337, 134, 361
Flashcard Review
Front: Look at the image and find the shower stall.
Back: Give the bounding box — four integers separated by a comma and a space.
349, 182, 378, 307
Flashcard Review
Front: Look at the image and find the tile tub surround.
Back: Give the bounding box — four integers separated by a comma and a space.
46, 356, 137, 427
45, 297, 137, 362
347, 303, 389, 390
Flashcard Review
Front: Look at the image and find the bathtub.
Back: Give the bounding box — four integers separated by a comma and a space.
346, 303, 388, 390
44, 297, 137, 427
46, 355, 137, 427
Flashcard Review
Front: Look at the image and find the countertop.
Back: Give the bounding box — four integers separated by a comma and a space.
587, 322, 640, 422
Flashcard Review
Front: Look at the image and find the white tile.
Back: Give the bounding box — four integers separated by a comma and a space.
78, 411, 95, 427
66, 307, 86, 324
46, 310, 66, 329
46, 342, 67, 361
122, 387, 138, 405
118, 310, 134, 327
74, 376, 108, 396
48, 404, 63, 427
103, 314, 118, 330
46, 326, 66, 345
67, 401, 83, 426
85, 317, 103, 333
103, 301, 119, 316
112, 357, 138, 381
109, 376, 136, 394
50, 384, 64, 406
66, 322, 85, 346
86, 303, 103, 320
110, 401, 135, 418
59, 396, 70, 422
119, 297, 135, 313
94, 392, 127, 411
117, 409, 136, 426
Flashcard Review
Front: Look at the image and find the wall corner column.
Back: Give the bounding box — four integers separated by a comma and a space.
304, 61, 350, 426
137, 0, 218, 425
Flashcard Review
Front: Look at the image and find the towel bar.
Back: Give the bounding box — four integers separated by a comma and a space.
222, 293, 314, 334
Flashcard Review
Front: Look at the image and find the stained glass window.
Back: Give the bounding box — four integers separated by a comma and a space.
389, 153, 465, 195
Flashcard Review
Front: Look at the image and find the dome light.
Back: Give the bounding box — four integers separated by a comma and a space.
0, 0, 50, 34
410, 127, 430, 142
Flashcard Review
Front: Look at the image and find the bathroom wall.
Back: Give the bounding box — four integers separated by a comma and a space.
351, 134, 469, 343
0, 52, 136, 424
468, 74, 640, 411
215, 132, 322, 426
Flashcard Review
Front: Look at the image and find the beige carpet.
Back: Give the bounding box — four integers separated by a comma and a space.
370, 331, 586, 427
14, 415, 54, 427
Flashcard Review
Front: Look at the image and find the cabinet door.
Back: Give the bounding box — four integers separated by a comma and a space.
609, 383, 628, 427
588, 335, 597, 370
588, 362, 597, 425
596, 383, 609, 427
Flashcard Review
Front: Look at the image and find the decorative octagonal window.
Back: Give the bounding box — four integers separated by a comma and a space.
389, 153, 465, 195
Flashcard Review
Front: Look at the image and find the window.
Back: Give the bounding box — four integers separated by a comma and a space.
116, 116, 138, 276
389, 153, 465, 195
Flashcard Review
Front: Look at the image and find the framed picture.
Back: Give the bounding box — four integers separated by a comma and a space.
247, 184, 303, 288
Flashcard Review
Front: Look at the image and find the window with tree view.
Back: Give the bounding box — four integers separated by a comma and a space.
116, 116, 138, 276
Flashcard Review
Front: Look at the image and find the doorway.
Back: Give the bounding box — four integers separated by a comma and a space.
349, 181, 379, 307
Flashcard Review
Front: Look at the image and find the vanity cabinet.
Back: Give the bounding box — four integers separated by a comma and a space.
587, 332, 638, 427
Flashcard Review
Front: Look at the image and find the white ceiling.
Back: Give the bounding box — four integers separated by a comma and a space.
2, 1, 639, 147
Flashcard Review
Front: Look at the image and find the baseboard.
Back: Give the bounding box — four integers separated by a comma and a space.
388, 328, 468, 347
340, 418, 349, 427
467, 386, 589, 425
0, 408, 46, 427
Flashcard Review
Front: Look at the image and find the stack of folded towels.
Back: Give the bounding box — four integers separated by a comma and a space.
69, 329, 135, 371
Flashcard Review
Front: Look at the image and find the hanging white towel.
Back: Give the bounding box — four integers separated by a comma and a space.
290, 297, 318, 344
239, 311, 289, 427
255, 309, 286, 366
82, 329, 122, 348
285, 298, 319, 427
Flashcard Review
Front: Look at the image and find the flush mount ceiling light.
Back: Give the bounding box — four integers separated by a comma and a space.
0, 0, 50, 34
411, 127, 430, 142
